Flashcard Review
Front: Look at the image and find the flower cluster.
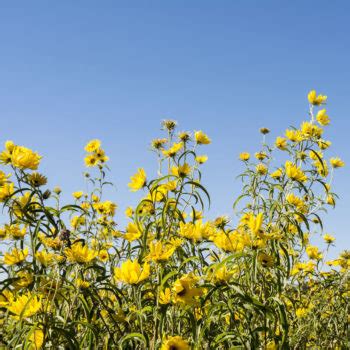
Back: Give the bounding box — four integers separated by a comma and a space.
0, 91, 348, 349
84, 139, 109, 167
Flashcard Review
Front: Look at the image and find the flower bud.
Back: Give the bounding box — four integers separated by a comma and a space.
43, 190, 51, 199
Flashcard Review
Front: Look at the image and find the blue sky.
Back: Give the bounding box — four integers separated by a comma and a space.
0, 1, 349, 258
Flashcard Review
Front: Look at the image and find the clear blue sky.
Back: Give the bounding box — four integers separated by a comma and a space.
0, 1, 349, 258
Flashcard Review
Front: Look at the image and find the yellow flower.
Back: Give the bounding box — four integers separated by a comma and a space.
125, 206, 134, 218
84, 154, 98, 167
114, 259, 150, 284
195, 155, 208, 164
64, 242, 97, 263
91, 194, 100, 202
318, 139, 331, 150
38, 234, 62, 250
4, 248, 28, 265
124, 222, 142, 242
0, 150, 12, 165
5, 140, 15, 153
285, 161, 307, 182
0, 289, 14, 307
27, 172, 47, 187
306, 245, 323, 260
327, 194, 335, 206
172, 273, 202, 305
171, 163, 191, 177
0, 170, 11, 186
98, 156, 109, 164
178, 221, 203, 242
314, 159, 329, 177
270, 168, 283, 179
309, 150, 323, 161
35, 250, 59, 267
194, 130, 211, 145
291, 261, 315, 275
239, 152, 250, 161
330, 157, 345, 168
323, 234, 335, 244
0, 227, 7, 239
162, 119, 177, 131
207, 264, 235, 284
258, 252, 274, 268
11, 146, 42, 170
81, 202, 90, 210
255, 152, 267, 160
213, 230, 247, 252
13, 270, 33, 289
76, 278, 90, 289
146, 241, 176, 262
145, 184, 168, 202
316, 109, 330, 126
168, 237, 184, 247
95, 148, 106, 158
308, 90, 327, 105
128, 168, 147, 191
190, 209, 203, 221
85, 139, 101, 152
93, 200, 117, 216
70, 215, 86, 229
12, 192, 38, 218
53, 186, 61, 194
275, 136, 287, 150
213, 216, 229, 229
249, 237, 266, 250
138, 201, 155, 216
178, 131, 191, 142
151, 138, 168, 150
286, 193, 307, 213
256, 163, 268, 175
159, 288, 172, 305
0, 182, 14, 202
29, 328, 44, 350
248, 213, 263, 235
96, 151, 109, 164
296, 307, 309, 318
326, 259, 342, 267
7, 292, 41, 319
300, 121, 323, 139
162, 142, 183, 157
72, 191, 84, 199
6, 224, 27, 239
285, 129, 303, 142
161, 336, 190, 350
98, 249, 109, 262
